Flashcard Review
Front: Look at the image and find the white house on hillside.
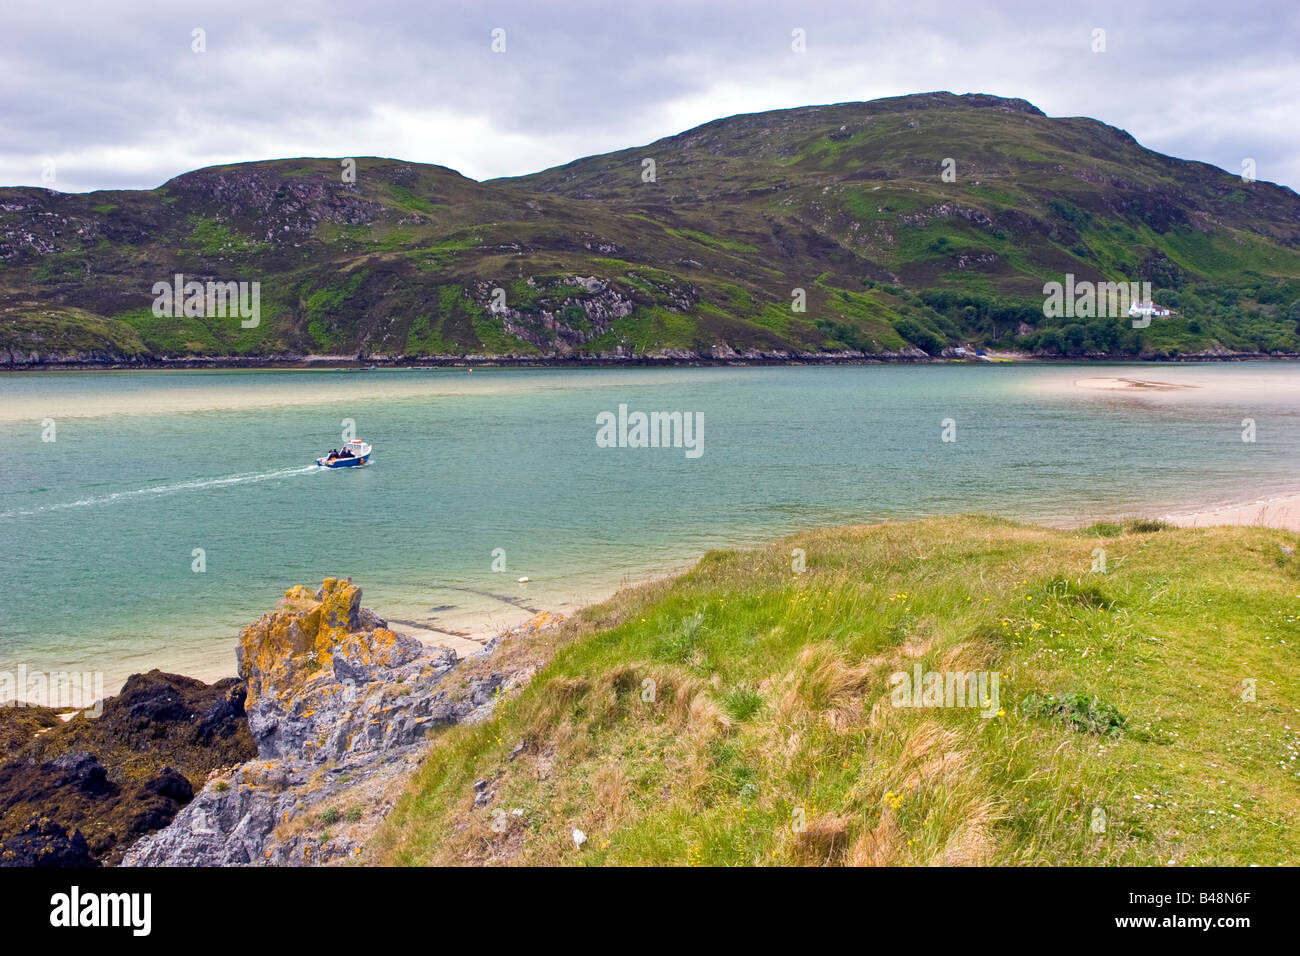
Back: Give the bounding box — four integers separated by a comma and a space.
1127, 300, 1175, 319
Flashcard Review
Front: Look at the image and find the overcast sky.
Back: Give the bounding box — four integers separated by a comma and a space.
2, 0, 1297, 194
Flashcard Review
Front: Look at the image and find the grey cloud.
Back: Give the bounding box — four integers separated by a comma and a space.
1, 0, 1296, 193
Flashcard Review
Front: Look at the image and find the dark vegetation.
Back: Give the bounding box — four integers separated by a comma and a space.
0, 671, 255, 865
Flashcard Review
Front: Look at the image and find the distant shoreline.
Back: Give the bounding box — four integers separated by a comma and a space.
5, 351, 1300, 372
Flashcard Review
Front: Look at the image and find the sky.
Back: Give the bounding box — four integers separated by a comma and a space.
2, 0, 1297, 194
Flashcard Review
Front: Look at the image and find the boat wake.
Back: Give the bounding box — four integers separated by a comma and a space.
0, 465, 320, 519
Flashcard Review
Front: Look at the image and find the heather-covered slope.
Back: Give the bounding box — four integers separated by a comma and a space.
4, 92, 1300, 364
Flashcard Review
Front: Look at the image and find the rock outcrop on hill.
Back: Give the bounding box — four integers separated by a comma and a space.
123, 578, 523, 866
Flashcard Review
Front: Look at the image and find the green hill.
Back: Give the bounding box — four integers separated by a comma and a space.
4, 92, 1300, 364
370, 515, 1300, 866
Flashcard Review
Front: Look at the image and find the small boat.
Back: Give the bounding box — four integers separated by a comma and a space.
316, 439, 372, 468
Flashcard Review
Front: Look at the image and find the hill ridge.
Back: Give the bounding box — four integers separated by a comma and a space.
3, 91, 1300, 366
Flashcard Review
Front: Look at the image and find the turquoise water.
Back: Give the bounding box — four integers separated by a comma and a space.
2, 363, 1298, 692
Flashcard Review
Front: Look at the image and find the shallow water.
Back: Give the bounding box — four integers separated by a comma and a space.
2, 362, 1297, 694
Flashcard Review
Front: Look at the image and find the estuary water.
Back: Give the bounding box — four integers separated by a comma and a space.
2, 362, 1298, 695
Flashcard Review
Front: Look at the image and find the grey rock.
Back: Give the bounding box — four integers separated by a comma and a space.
122, 599, 530, 867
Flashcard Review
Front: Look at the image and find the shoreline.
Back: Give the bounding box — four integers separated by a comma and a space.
8, 485, 1299, 711
379, 565, 683, 661
5, 351, 1300, 372
1157, 491, 1300, 534
5, 563, 689, 709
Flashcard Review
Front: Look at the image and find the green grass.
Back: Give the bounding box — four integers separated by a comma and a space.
372, 515, 1300, 866
421, 283, 542, 355
112, 300, 281, 355
32, 251, 87, 284
664, 227, 759, 254
583, 306, 703, 353
302, 269, 370, 351
407, 232, 483, 271
369, 229, 416, 252
186, 216, 269, 256
403, 312, 457, 355
386, 184, 438, 215
0, 306, 148, 355
113, 306, 225, 354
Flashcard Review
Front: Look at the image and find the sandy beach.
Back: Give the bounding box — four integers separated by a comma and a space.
384, 594, 589, 659
1075, 376, 1194, 390
1160, 492, 1300, 534
380, 563, 690, 662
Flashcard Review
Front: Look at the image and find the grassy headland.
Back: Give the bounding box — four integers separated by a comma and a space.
372, 515, 1300, 866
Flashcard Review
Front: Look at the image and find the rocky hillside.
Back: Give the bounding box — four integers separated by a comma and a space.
4, 92, 1300, 365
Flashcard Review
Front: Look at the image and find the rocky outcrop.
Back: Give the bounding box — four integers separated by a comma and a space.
0, 815, 97, 867
1, 349, 147, 366
0, 671, 255, 865
163, 165, 386, 241
122, 578, 529, 866
0, 705, 60, 752
467, 275, 654, 353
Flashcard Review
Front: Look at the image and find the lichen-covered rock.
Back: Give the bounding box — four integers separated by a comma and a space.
123, 578, 512, 867
235, 577, 460, 763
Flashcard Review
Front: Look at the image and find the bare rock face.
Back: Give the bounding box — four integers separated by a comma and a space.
123, 578, 506, 866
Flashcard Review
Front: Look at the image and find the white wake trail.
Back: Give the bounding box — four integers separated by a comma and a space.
0, 464, 320, 519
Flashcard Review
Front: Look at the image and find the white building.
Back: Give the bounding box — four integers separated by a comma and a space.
1127, 300, 1174, 319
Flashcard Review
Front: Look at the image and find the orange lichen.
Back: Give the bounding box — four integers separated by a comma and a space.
240, 578, 368, 711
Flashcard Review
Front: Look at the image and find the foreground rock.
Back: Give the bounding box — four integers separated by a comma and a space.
123, 578, 529, 866
0, 672, 255, 865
